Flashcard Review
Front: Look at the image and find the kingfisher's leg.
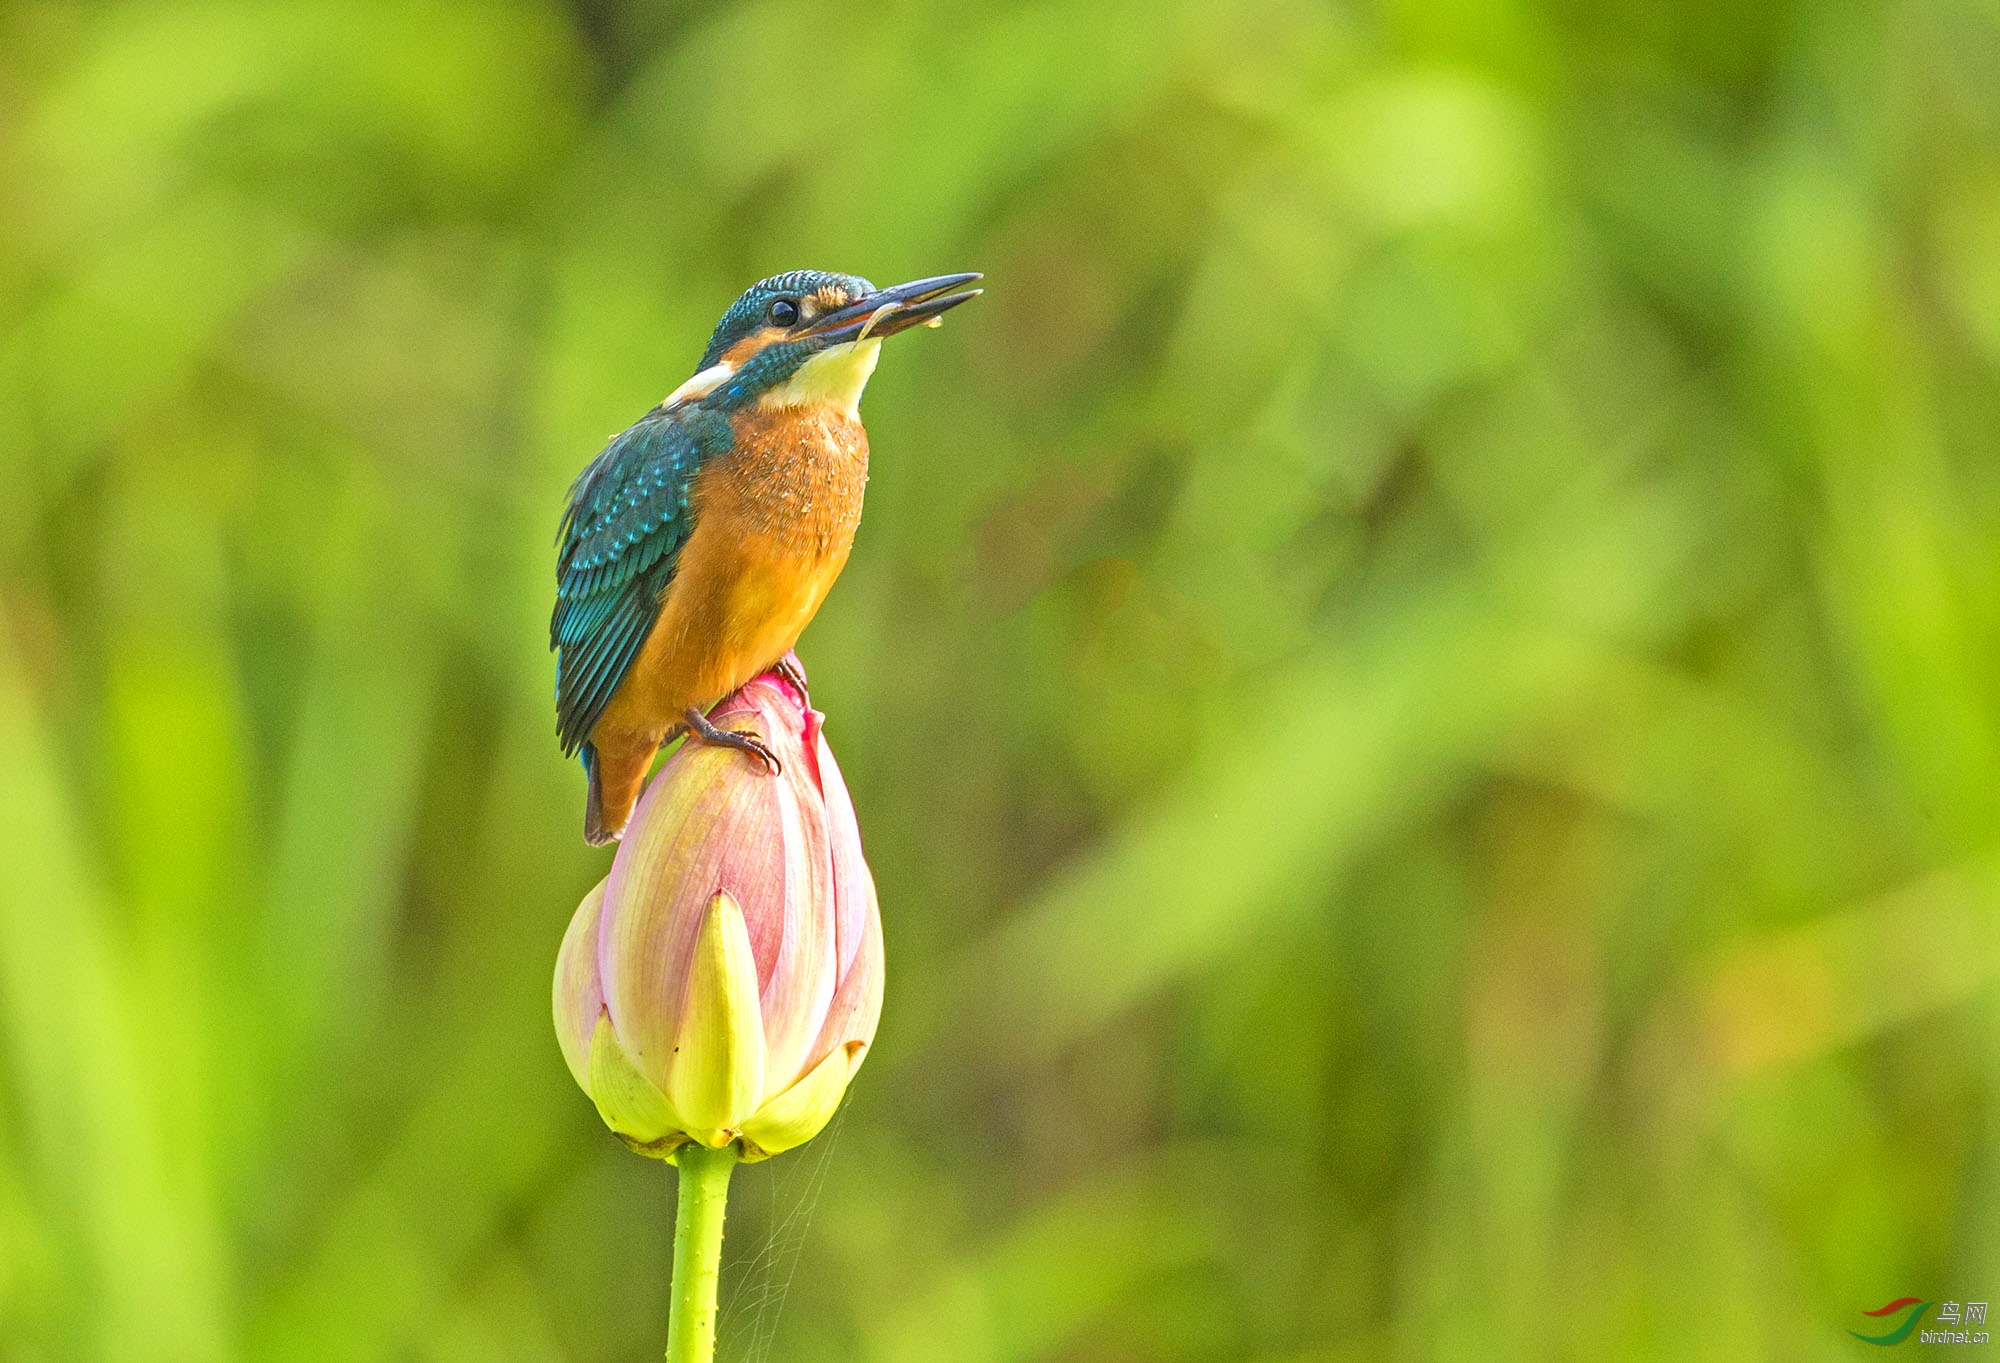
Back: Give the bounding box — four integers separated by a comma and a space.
771, 653, 810, 700
682, 705, 782, 774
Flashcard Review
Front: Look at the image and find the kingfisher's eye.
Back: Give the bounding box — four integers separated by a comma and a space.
768, 299, 799, 327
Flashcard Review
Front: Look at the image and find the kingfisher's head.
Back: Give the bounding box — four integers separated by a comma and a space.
663, 269, 981, 419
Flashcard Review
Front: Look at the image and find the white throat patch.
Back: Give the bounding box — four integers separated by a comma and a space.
755, 339, 882, 420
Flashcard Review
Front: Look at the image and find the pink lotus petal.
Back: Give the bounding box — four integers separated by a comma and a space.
556, 657, 884, 1155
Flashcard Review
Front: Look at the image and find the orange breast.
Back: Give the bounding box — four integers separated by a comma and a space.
595, 405, 869, 741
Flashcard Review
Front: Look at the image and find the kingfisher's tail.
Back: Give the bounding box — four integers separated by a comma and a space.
581, 739, 654, 846
581, 744, 614, 846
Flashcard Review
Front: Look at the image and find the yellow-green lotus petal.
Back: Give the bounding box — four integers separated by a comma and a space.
668, 891, 765, 1138
740, 1040, 864, 1160
586, 1014, 680, 1144
552, 878, 609, 1091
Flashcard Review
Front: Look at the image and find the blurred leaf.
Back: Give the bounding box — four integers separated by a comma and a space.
2, 0, 1998, 1359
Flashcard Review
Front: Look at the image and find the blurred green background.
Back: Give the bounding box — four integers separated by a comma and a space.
3, 0, 1999, 1358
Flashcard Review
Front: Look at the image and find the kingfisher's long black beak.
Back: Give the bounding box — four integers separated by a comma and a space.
802, 273, 982, 344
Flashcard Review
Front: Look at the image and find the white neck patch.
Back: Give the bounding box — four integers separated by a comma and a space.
659, 361, 736, 411
755, 339, 882, 420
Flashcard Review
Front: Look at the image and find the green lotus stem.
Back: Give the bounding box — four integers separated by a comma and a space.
666, 1143, 737, 1363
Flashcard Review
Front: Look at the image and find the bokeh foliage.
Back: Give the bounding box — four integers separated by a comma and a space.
2, 0, 1999, 1358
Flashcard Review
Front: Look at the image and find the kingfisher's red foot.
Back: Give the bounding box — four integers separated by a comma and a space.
683, 705, 782, 774
771, 654, 810, 701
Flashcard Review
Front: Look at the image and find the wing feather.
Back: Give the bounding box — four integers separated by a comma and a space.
552, 406, 732, 754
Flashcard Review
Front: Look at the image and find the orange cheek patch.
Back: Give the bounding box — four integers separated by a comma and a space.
723, 326, 790, 366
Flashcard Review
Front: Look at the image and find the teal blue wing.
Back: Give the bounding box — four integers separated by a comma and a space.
552, 407, 731, 755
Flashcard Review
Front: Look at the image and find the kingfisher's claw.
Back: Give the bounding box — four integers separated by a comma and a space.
682, 705, 783, 774
771, 655, 811, 701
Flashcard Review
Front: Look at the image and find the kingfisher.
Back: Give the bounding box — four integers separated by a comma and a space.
553, 269, 981, 844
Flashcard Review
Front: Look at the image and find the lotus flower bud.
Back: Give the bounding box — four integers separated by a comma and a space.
553, 658, 884, 1161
